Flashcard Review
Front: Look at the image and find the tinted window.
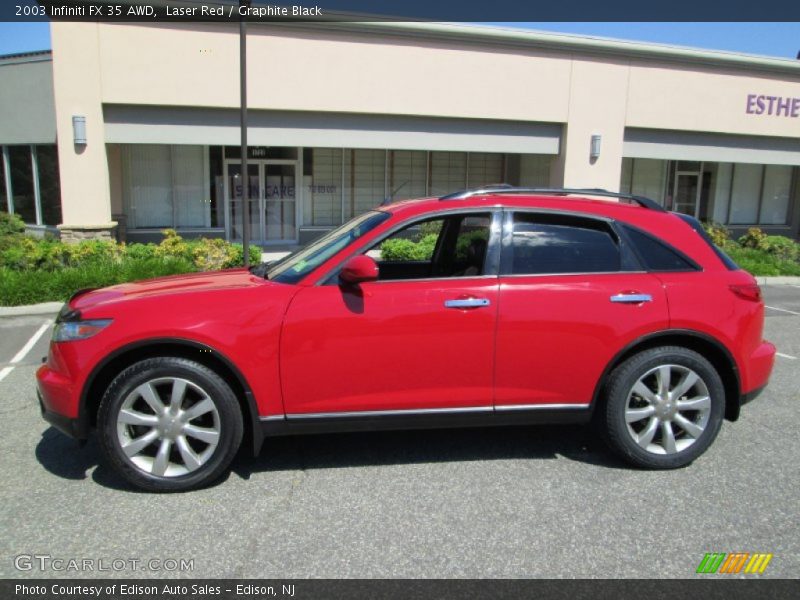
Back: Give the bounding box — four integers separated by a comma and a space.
622, 225, 697, 272
511, 214, 620, 275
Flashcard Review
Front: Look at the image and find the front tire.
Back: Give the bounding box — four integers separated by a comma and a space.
98, 357, 243, 492
601, 346, 725, 469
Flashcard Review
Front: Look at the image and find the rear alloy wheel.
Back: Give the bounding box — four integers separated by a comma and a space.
601, 346, 725, 469
98, 358, 243, 492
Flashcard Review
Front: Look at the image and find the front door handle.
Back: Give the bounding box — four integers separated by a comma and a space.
444, 298, 491, 309
610, 293, 653, 304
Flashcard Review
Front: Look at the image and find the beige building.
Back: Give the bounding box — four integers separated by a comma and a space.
1, 21, 800, 244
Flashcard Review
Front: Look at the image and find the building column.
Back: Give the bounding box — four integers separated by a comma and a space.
50, 22, 116, 242
557, 58, 629, 192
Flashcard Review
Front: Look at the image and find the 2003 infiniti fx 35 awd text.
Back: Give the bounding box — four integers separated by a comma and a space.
36, 187, 775, 492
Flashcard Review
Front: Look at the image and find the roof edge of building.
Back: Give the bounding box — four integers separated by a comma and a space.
0, 49, 52, 65
317, 21, 800, 76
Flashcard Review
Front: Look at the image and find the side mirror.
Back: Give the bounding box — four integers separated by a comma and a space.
340, 255, 379, 284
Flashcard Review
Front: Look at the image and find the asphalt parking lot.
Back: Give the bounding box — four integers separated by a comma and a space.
0, 286, 798, 579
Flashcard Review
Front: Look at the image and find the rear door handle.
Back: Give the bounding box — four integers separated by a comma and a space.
610, 293, 653, 304
444, 298, 491, 309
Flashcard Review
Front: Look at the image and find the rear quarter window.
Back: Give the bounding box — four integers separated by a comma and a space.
621, 224, 699, 272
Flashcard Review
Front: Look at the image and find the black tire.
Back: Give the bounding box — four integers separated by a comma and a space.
600, 346, 725, 469
97, 357, 243, 492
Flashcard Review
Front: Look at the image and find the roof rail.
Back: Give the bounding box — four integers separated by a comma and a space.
439, 186, 666, 212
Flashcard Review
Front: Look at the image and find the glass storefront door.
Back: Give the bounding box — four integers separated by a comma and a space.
225, 160, 299, 243
673, 171, 701, 217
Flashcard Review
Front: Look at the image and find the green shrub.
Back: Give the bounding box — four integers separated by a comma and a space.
192, 237, 241, 270
738, 227, 769, 250
0, 257, 195, 306
380, 234, 438, 261
0, 211, 25, 237
154, 228, 192, 262
702, 221, 731, 248
760, 235, 800, 262
725, 246, 800, 277
123, 242, 157, 261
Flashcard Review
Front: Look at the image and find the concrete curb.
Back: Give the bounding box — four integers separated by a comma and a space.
755, 276, 800, 285
0, 302, 63, 318
1, 275, 798, 318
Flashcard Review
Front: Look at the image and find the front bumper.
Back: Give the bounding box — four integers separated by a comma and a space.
36, 363, 87, 440
37, 388, 87, 440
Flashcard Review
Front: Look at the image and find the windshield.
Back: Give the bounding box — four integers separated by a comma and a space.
266, 210, 391, 284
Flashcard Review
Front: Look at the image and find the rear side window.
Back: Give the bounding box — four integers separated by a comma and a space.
621, 225, 698, 272
509, 213, 621, 275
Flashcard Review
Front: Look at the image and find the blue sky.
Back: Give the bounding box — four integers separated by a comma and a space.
1, 22, 799, 59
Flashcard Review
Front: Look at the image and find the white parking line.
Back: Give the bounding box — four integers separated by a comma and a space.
765, 305, 800, 316
776, 352, 797, 360
0, 320, 53, 383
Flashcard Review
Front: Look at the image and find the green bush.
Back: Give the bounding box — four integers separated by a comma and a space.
380, 233, 438, 261
760, 235, 800, 262
0, 211, 25, 237
738, 227, 769, 250
725, 246, 800, 277
702, 221, 731, 248
0, 257, 195, 306
0, 227, 267, 305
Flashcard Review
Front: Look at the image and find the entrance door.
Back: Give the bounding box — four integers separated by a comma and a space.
224, 160, 299, 243
673, 170, 702, 217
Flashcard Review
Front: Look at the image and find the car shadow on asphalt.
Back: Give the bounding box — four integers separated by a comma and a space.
35, 424, 631, 492
235, 424, 632, 480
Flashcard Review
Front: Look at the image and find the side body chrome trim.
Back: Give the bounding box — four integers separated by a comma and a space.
494, 403, 590, 412
260, 403, 590, 422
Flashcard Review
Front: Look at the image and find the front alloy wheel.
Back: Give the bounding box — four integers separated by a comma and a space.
602, 346, 725, 469
99, 357, 243, 492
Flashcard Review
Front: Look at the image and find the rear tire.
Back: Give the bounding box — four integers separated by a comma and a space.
601, 346, 725, 469
98, 357, 243, 492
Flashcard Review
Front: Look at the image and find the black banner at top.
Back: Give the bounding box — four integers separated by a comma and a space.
3, 0, 800, 22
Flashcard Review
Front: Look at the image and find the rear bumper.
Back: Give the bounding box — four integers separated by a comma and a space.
745, 341, 776, 396
731, 341, 775, 420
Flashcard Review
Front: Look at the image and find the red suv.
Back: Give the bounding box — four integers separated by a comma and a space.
36, 188, 775, 491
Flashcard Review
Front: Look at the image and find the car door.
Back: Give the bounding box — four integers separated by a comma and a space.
279, 210, 501, 415
494, 211, 669, 408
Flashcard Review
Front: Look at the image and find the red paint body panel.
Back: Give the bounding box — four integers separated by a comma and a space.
280, 279, 499, 413
38, 270, 297, 418
495, 273, 669, 405
654, 269, 774, 393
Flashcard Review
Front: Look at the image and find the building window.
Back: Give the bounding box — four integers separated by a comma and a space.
621, 159, 795, 226
0, 149, 7, 213
122, 144, 211, 229
7, 145, 36, 224
36, 145, 62, 226
344, 149, 386, 220
388, 150, 427, 201
305, 147, 343, 226
620, 158, 669, 206
759, 165, 793, 225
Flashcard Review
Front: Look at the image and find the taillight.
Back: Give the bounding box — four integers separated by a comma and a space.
729, 284, 762, 302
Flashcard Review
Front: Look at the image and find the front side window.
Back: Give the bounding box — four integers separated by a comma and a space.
363, 213, 492, 281
509, 213, 621, 275
267, 210, 390, 284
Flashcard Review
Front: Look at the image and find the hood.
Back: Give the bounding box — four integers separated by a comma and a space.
69, 269, 269, 311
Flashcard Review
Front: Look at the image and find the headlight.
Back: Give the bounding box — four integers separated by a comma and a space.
52, 319, 112, 342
